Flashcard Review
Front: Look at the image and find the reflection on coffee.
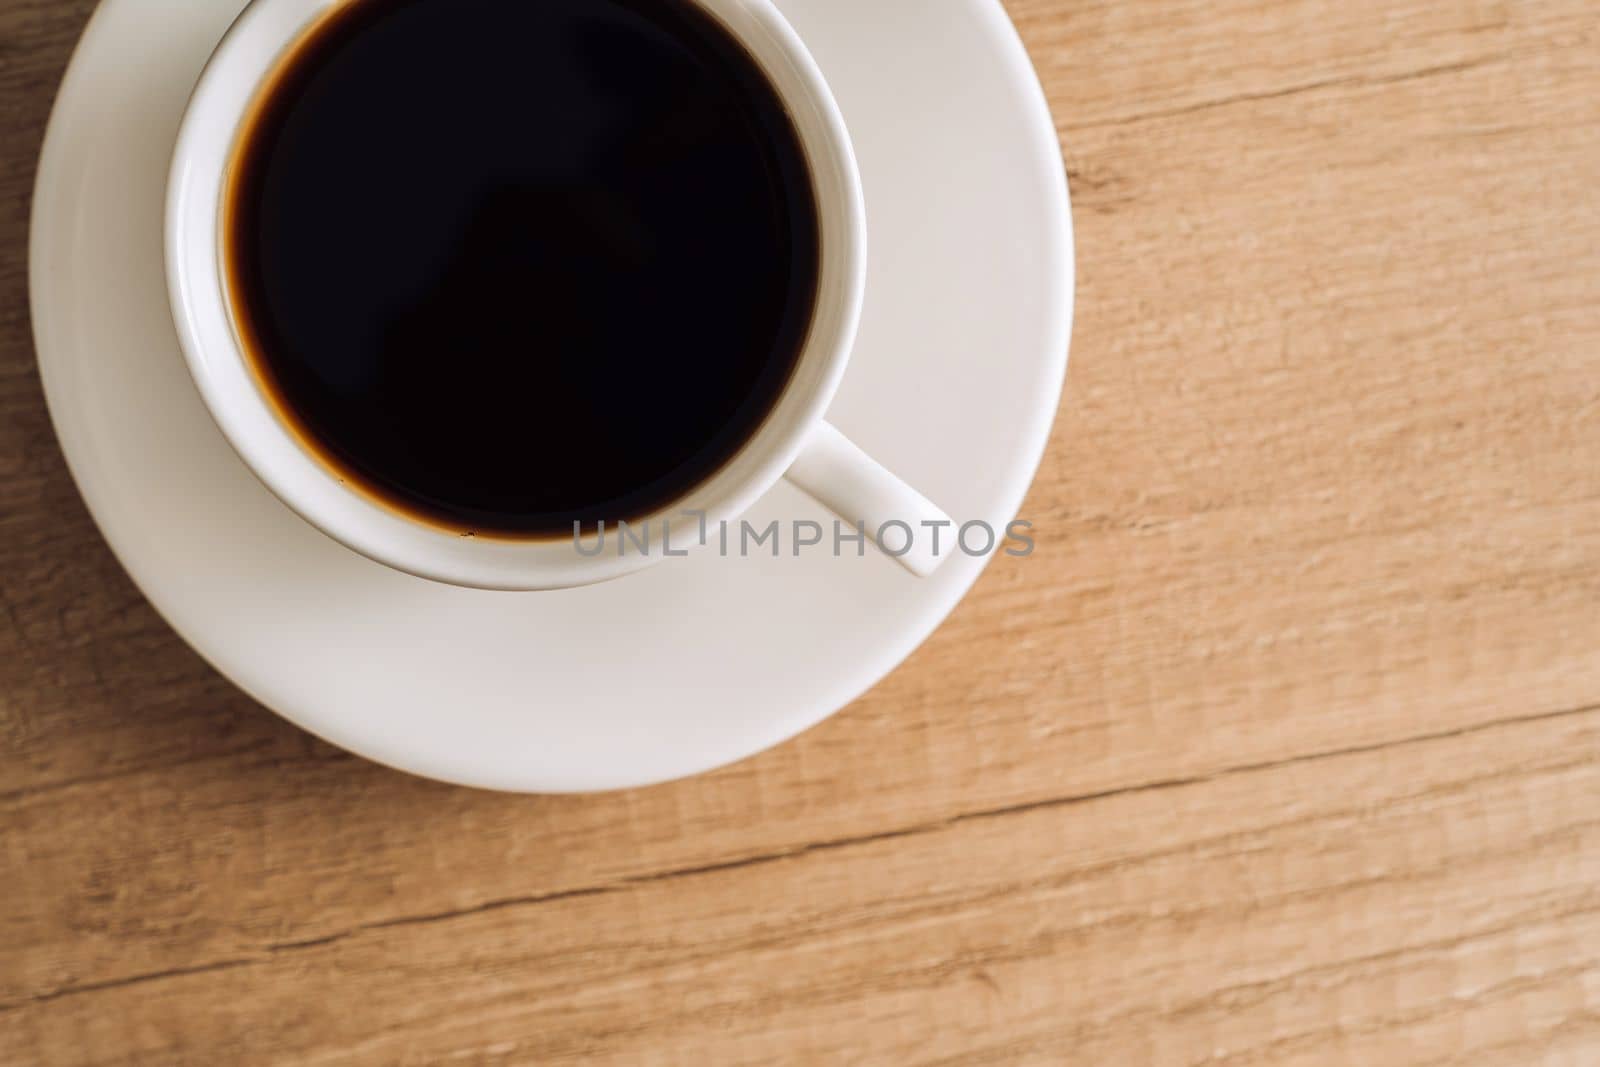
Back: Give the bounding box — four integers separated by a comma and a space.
225, 0, 820, 536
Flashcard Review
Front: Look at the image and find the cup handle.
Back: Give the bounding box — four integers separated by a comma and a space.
784, 421, 952, 577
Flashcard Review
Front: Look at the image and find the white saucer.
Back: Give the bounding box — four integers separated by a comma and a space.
31, 0, 1074, 792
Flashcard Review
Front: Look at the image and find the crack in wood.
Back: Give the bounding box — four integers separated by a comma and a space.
4, 698, 1596, 1015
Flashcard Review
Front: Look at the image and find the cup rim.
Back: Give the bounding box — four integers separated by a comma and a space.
165, 0, 867, 590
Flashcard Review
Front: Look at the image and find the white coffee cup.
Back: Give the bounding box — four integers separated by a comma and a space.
167, 0, 951, 591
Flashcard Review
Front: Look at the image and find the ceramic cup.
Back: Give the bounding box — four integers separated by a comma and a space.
167, 0, 951, 591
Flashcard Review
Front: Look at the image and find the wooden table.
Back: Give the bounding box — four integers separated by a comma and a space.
5, 0, 1599, 1062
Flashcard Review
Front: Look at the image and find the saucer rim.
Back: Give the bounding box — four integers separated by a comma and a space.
29, 0, 1075, 793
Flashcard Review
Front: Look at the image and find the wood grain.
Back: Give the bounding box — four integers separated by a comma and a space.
4, 0, 1599, 1062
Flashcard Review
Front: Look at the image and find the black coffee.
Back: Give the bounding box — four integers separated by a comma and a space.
225, 0, 819, 537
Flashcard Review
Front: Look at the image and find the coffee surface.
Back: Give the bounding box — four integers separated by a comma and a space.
226, 0, 819, 536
